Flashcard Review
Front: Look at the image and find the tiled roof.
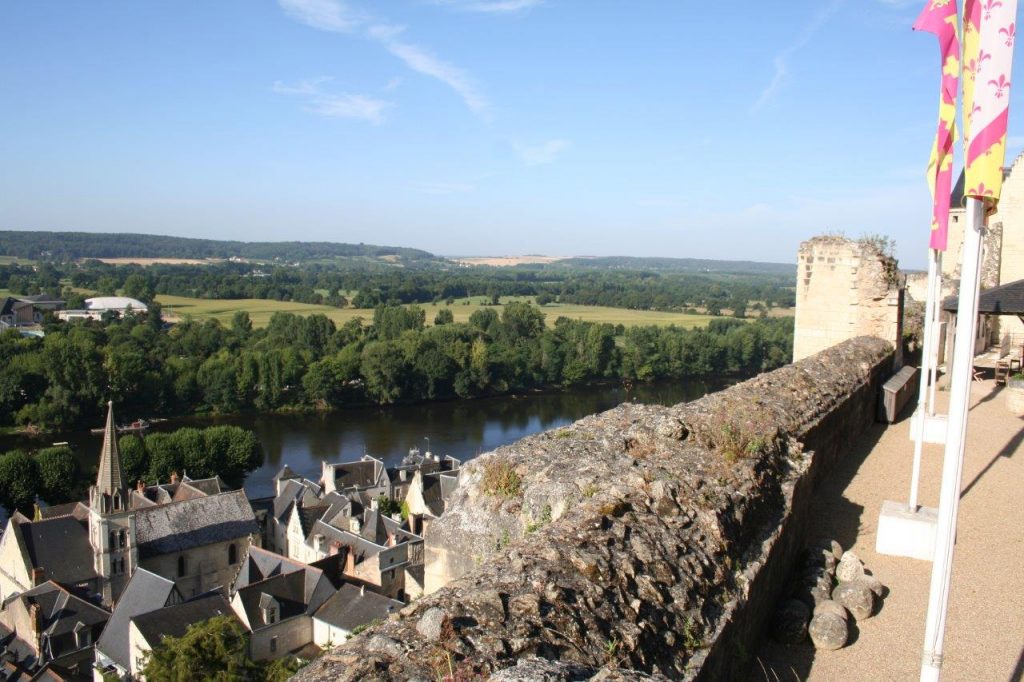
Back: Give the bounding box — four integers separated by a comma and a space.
944, 277, 1024, 314
18, 516, 97, 585
95, 569, 178, 670
313, 583, 402, 632
131, 592, 235, 645
133, 490, 256, 558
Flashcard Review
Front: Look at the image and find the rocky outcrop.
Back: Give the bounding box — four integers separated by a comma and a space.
294, 337, 893, 682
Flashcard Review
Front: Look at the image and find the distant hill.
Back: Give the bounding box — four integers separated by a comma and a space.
0, 230, 438, 263
555, 256, 795, 275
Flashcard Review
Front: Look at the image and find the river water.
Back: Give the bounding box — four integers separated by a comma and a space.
1, 379, 732, 508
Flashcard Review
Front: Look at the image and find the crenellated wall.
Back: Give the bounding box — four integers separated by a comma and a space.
294, 337, 894, 682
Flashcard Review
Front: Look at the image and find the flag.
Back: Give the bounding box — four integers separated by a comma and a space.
963, 0, 1018, 203
915, 0, 961, 251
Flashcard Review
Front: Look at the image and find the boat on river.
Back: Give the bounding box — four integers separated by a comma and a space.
90, 419, 150, 435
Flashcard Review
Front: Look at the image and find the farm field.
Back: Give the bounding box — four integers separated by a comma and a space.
155, 293, 734, 329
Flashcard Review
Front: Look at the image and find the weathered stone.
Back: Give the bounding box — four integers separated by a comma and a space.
415, 607, 447, 640
772, 599, 810, 645
836, 551, 865, 582
832, 580, 875, 620
366, 635, 403, 658
862, 575, 885, 598
809, 612, 849, 650
292, 337, 895, 682
813, 599, 848, 621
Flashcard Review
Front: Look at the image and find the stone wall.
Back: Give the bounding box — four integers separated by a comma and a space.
793, 237, 903, 363
294, 337, 894, 682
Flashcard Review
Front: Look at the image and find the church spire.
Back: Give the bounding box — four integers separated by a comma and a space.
95, 401, 125, 496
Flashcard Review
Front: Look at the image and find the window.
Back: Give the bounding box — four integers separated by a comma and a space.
119, 530, 127, 548
228, 543, 237, 565
270, 636, 278, 653
177, 556, 186, 577
108, 531, 116, 549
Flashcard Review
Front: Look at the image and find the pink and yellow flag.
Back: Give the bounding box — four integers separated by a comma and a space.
914, 0, 961, 251
963, 0, 1018, 203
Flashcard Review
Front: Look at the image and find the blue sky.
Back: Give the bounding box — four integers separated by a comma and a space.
2, 1, 1022, 268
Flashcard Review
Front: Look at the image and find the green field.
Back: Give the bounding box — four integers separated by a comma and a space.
156, 294, 725, 329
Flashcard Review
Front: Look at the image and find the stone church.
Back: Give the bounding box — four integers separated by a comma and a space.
0, 403, 258, 606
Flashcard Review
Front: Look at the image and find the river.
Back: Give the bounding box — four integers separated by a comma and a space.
1, 379, 732, 511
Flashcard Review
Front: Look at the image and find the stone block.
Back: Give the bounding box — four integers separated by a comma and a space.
875, 499, 937, 561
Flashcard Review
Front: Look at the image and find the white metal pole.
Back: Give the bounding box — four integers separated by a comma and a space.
920, 198, 985, 681
928, 252, 943, 414
909, 248, 939, 511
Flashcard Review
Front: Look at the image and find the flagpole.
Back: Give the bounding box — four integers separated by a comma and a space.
908, 247, 940, 511
919, 197, 985, 681
927, 251, 942, 414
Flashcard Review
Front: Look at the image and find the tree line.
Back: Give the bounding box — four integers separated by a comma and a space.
0, 425, 262, 515
0, 301, 793, 432
1, 258, 796, 314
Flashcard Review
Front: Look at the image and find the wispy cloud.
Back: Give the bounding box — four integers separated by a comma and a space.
513, 139, 571, 166
273, 78, 391, 124
751, 0, 845, 113
430, 0, 543, 13
276, 0, 487, 114
369, 24, 487, 112
277, 0, 364, 32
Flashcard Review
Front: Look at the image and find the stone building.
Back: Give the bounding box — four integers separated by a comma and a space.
0, 403, 258, 608
792, 236, 904, 362
0, 580, 109, 679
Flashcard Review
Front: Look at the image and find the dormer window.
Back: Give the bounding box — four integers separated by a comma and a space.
177, 556, 186, 577
259, 593, 279, 625
74, 622, 91, 649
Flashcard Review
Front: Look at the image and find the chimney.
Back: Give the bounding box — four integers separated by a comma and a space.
136, 480, 145, 493
370, 498, 379, 512
399, 469, 408, 482
29, 601, 43, 650
350, 517, 362, 534
391, 513, 401, 523
31, 567, 45, 586
170, 471, 179, 485
314, 534, 325, 552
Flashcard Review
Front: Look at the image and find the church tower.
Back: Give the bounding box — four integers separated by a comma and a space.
88, 401, 138, 604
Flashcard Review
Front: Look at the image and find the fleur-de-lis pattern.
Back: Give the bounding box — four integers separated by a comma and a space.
914, 0, 961, 250
964, 0, 1018, 204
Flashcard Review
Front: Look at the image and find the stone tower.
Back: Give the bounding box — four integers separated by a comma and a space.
793, 236, 905, 362
88, 402, 138, 604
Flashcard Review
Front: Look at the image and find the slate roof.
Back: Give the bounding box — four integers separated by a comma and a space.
17, 516, 97, 585
133, 490, 257, 558
331, 459, 383, 490
95, 569, 180, 670
313, 584, 402, 632
360, 510, 390, 546
236, 572, 309, 628
943, 278, 1024, 315
5, 581, 109, 639
36, 502, 87, 521
131, 592, 235, 645
235, 547, 307, 588
95, 402, 126, 497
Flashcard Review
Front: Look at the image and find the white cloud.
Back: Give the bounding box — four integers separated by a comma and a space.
751, 0, 844, 112
273, 79, 390, 124
369, 24, 488, 112
513, 138, 570, 166
277, 0, 363, 32
430, 0, 543, 13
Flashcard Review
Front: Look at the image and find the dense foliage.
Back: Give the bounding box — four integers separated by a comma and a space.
139, 615, 303, 682
0, 448, 65, 514
0, 230, 435, 263
0, 258, 795, 312
0, 426, 261, 514
0, 302, 792, 432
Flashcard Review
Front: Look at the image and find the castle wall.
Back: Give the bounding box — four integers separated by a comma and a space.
996, 154, 1024, 341
793, 237, 902, 362
294, 336, 894, 681
139, 538, 246, 600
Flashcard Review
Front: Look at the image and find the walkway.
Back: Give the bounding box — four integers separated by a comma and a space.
755, 377, 1024, 681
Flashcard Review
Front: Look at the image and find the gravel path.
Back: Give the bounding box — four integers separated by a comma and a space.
754, 378, 1024, 681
